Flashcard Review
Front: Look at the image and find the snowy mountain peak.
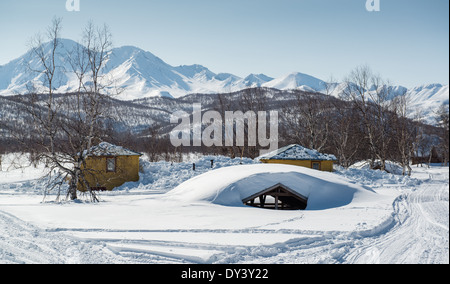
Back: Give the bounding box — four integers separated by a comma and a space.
173, 64, 216, 81
243, 74, 274, 87
0, 38, 448, 111
263, 72, 326, 92
214, 73, 241, 82
410, 83, 444, 93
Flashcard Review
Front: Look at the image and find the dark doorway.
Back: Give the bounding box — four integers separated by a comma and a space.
243, 183, 308, 210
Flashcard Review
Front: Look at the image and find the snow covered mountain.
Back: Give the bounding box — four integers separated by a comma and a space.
0, 39, 81, 95
0, 38, 448, 116
406, 84, 449, 117
243, 74, 274, 88
262, 72, 328, 93
0, 39, 272, 100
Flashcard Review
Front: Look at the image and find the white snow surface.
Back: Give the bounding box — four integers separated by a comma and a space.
0, 153, 448, 264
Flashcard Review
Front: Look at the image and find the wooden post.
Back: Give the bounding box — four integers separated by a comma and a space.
259, 195, 266, 208
275, 195, 279, 210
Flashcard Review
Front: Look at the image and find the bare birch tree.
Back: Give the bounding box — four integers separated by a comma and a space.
342, 65, 394, 171
282, 91, 331, 152
14, 18, 115, 202
391, 92, 414, 176
329, 101, 363, 168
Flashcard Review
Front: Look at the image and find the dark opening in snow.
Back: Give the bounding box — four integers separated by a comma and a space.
242, 183, 308, 210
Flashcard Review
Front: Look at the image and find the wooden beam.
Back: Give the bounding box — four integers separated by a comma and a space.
268, 192, 293, 197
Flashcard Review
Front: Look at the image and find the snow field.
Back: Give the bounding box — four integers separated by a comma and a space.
0, 153, 448, 264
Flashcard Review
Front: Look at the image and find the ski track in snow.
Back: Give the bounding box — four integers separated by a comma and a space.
0, 163, 448, 264
0, 210, 131, 264
343, 171, 449, 264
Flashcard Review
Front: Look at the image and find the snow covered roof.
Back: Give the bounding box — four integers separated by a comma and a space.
85, 142, 142, 157
166, 164, 375, 210
258, 144, 337, 161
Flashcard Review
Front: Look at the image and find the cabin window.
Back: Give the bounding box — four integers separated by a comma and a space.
312, 162, 321, 170
106, 157, 116, 172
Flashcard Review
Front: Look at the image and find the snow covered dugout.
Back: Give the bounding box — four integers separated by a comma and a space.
167, 164, 375, 210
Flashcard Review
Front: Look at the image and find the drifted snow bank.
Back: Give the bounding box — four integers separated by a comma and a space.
350, 160, 404, 175
114, 155, 255, 193
166, 164, 377, 210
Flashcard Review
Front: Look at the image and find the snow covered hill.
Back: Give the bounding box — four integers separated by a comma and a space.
0, 39, 447, 115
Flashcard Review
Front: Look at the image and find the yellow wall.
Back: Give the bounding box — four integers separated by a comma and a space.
78, 155, 140, 191
260, 159, 334, 172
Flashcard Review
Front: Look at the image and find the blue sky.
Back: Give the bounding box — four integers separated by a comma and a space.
0, 0, 448, 87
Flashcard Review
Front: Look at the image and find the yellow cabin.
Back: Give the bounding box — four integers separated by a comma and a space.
258, 144, 337, 172
78, 142, 142, 192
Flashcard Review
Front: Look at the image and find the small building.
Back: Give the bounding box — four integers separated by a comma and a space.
79, 142, 142, 192
258, 144, 337, 172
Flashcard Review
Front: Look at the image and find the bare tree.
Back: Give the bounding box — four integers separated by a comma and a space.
216, 92, 239, 158
15, 18, 116, 202
20, 17, 69, 199
328, 101, 363, 168
143, 122, 164, 162
282, 91, 331, 152
0, 137, 4, 172
436, 104, 449, 166
342, 65, 394, 171
391, 92, 414, 176
241, 88, 268, 158
63, 21, 115, 201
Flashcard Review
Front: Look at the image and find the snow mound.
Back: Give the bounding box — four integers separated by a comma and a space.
350, 160, 403, 175
166, 164, 376, 210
